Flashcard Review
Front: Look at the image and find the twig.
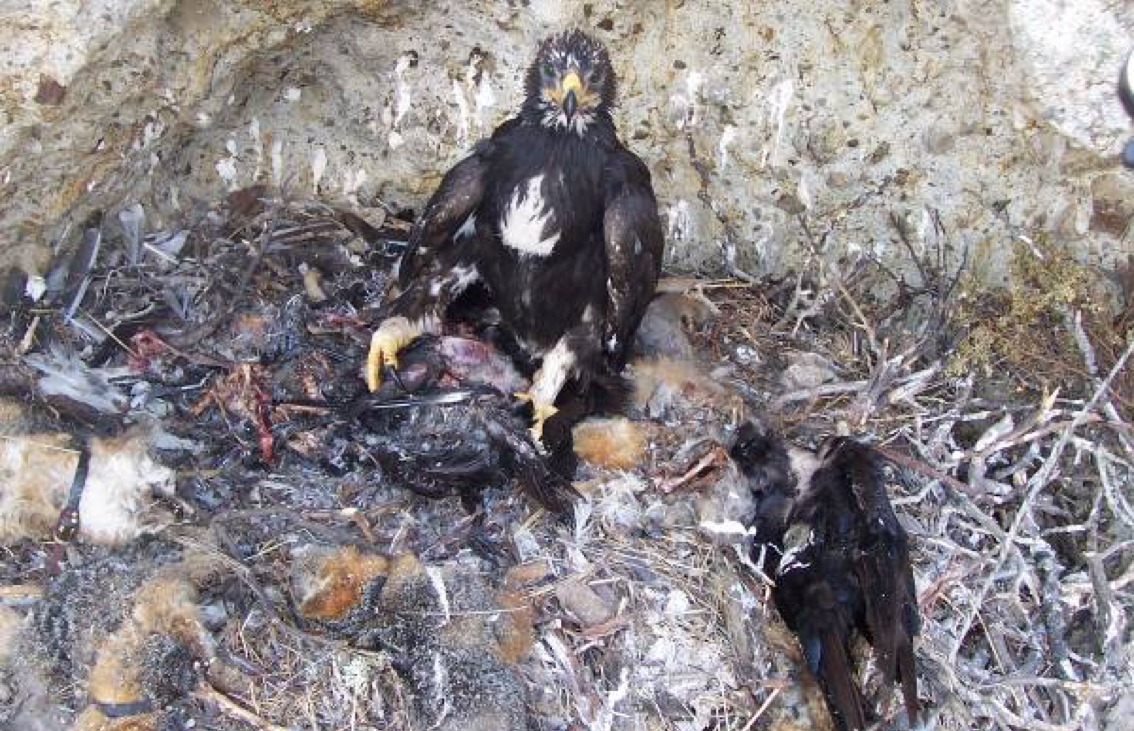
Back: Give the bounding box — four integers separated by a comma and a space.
771, 379, 867, 409
949, 336, 1134, 666
194, 683, 291, 731
873, 443, 984, 497
1066, 308, 1134, 457
740, 687, 781, 731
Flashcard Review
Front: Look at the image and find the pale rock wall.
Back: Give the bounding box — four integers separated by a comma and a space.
1, 0, 1132, 282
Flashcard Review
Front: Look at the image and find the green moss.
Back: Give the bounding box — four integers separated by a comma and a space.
948, 234, 1102, 384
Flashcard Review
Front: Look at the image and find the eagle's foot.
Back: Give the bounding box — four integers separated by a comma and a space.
517, 340, 575, 446
366, 316, 423, 391
514, 391, 560, 445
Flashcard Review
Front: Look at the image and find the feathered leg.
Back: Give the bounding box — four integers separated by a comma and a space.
515, 337, 573, 442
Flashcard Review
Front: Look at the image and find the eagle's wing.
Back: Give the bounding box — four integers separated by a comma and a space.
394, 137, 496, 292
602, 150, 664, 366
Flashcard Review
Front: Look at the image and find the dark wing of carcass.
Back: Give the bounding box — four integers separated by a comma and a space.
837, 439, 921, 724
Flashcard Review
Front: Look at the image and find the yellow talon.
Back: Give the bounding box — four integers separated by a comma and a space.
515, 391, 559, 443
366, 316, 422, 391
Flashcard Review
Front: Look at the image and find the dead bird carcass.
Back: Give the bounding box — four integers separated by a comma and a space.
340, 334, 578, 514
731, 424, 921, 731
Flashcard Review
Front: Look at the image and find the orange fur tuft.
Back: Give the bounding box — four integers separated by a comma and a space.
629, 356, 745, 422
493, 562, 550, 665
88, 576, 206, 707
494, 585, 536, 664
295, 546, 390, 620
88, 627, 145, 705
131, 577, 206, 647
572, 417, 648, 470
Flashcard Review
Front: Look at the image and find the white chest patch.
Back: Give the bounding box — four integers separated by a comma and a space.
500, 175, 560, 256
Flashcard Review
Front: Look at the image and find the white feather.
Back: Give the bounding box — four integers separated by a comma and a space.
455, 214, 476, 240
426, 566, 451, 625
500, 175, 560, 256
24, 346, 128, 415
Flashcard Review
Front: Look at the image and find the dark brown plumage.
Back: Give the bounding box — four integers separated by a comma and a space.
732, 428, 920, 731
366, 29, 663, 451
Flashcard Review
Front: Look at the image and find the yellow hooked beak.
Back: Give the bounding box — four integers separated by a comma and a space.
561, 72, 582, 121
561, 72, 583, 96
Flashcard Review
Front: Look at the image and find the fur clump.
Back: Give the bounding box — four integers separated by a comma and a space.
292, 545, 392, 621
294, 548, 534, 731
79, 432, 175, 546
69, 708, 157, 731
629, 356, 745, 423
86, 576, 210, 710
21, 548, 220, 731
0, 605, 25, 664
633, 291, 715, 360
0, 429, 174, 546
375, 560, 531, 731
572, 416, 648, 470
0, 432, 74, 542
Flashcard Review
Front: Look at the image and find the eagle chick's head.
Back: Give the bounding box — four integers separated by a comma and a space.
525, 29, 616, 135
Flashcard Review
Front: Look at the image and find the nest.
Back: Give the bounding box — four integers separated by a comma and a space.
0, 189, 1130, 731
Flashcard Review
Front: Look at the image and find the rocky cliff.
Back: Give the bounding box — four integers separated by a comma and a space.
1, 0, 1132, 282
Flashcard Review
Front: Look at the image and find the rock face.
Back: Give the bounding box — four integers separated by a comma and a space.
1, 0, 1132, 281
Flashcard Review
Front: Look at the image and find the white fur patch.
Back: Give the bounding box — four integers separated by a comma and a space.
0, 431, 173, 546
78, 435, 174, 545
700, 519, 755, 537
501, 176, 560, 256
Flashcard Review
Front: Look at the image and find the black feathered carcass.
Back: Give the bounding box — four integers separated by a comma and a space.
348, 335, 577, 515
731, 425, 920, 731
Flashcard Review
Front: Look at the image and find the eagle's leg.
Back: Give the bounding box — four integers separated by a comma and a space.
516, 337, 576, 443
367, 265, 479, 391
